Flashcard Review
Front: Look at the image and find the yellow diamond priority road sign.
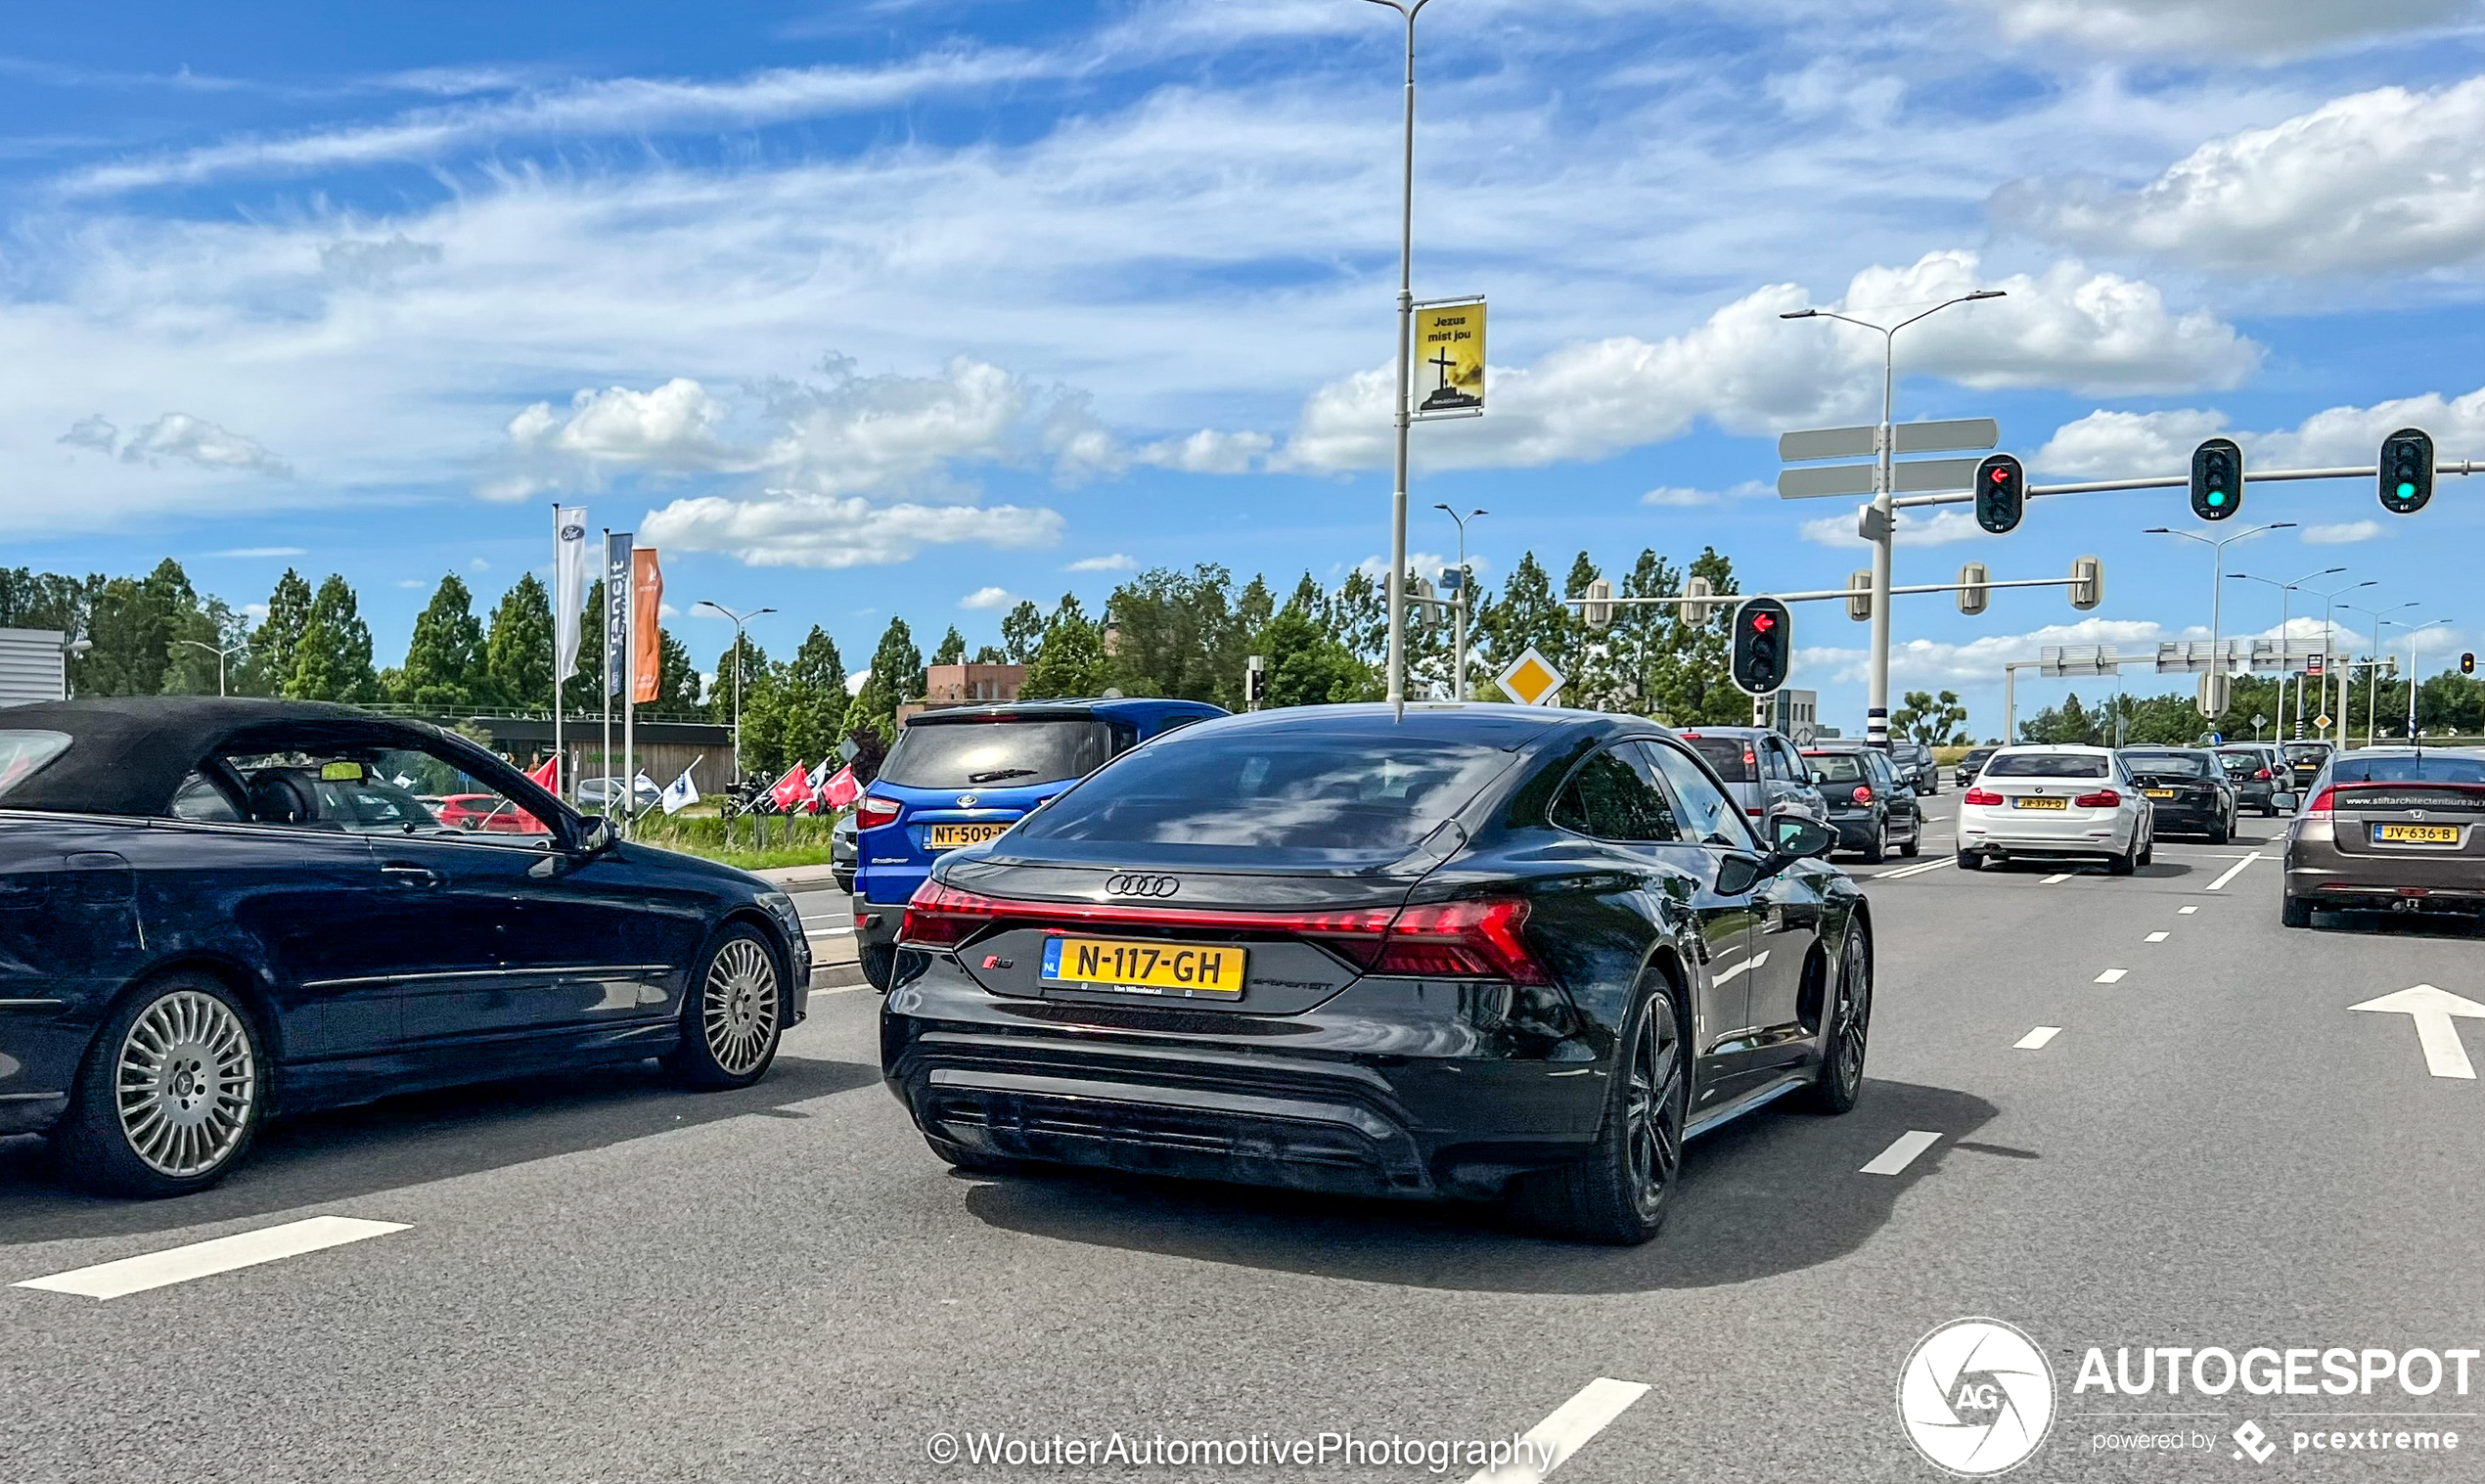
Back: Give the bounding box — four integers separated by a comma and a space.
1497, 647, 1565, 706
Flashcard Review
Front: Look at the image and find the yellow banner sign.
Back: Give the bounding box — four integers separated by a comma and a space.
1414, 300, 1485, 417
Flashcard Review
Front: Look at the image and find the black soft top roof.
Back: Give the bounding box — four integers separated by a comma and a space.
0, 697, 448, 818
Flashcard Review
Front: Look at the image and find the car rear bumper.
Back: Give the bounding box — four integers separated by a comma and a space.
881, 959, 1604, 1202
1824, 810, 1881, 850
2144, 801, 2223, 832
1958, 809, 2127, 856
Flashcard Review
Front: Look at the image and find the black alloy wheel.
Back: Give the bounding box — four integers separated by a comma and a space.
1510, 983, 1687, 1245
1809, 928, 1871, 1113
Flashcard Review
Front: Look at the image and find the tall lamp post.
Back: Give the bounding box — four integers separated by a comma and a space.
2144, 521, 2293, 717
1782, 289, 2005, 747
1367, 0, 1437, 718
2399, 617, 2453, 741
1433, 503, 1484, 699
2340, 601, 2418, 747
695, 601, 774, 783
175, 637, 243, 697
2305, 578, 2373, 745
2228, 565, 2344, 742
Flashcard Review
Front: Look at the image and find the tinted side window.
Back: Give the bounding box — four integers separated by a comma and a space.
1640, 742, 1758, 851
171, 772, 243, 823
1549, 747, 1682, 843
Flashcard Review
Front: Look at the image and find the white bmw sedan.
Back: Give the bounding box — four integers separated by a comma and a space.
1957, 744, 2154, 875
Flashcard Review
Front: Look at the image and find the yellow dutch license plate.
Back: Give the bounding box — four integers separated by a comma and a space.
2145, 788, 2178, 799
1041, 936, 1246, 999
2375, 824, 2461, 844
926, 822, 1010, 850
2013, 796, 2068, 810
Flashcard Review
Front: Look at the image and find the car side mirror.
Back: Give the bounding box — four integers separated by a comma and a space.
1770, 815, 1839, 861
575, 815, 616, 855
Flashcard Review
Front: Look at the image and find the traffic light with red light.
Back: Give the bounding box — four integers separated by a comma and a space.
1731, 598, 1792, 696
1974, 453, 2024, 535
2380, 427, 2434, 515
2191, 437, 2242, 521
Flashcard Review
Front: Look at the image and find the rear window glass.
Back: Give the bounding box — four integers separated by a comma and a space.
0, 730, 70, 799
1985, 752, 2109, 779
1682, 736, 1757, 783
2327, 754, 2485, 786
2282, 743, 2330, 762
2122, 752, 2211, 778
1012, 735, 1510, 859
1805, 752, 1866, 784
880, 718, 1114, 789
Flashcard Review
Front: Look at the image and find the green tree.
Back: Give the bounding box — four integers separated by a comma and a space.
1000, 600, 1045, 664
397, 574, 492, 710
243, 568, 313, 697
289, 574, 377, 702
1106, 563, 1237, 702
930, 625, 967, 667
779, 627, 852, 765
1892, 690, 1969, 746
161, 597, 250, 696
847, 616, 923, 744
971, 644, 1007, 664
1256, 602, 1378, 707
1643, 546, 1743, 726
652, 626, 702, 717
1021, 595, 1107, 699
708, 637, 771, 729
81, 559, 202, 697
564, 579, 610, 717
485, 572, 556, 711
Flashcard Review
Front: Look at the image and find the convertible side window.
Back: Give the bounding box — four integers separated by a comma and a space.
169, 772, 244, 823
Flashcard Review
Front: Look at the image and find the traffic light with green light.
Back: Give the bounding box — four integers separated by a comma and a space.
2190, 437, 2242, 521
1974, 453, 2024, 534
2379, 427, 2434, 516
1730, 598, 1791, 696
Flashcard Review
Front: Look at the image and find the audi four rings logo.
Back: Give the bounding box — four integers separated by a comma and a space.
1105, 874, 1181, 898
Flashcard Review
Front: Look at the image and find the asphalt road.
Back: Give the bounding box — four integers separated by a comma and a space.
7, 796, 2484, 1483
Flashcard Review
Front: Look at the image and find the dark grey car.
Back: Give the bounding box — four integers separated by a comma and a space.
1676, 727, 1828, 832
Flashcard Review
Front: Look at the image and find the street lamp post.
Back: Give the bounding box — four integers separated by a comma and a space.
2227, 566, 2344, 741
1433, 504, 1484, 699
695, 601, 774, 784
2144, 521, 2294, 717
1366, 0, 1437, 718
2305, 579, 2373, 745
175, 638, 242, 697
2341, 601, 2418, 746
2400, 617, 2453, 740
1782, 289, 2005, 747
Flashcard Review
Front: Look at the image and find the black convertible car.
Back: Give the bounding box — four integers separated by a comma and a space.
882, 703, 1872, 1245
0, 698, 809, 1197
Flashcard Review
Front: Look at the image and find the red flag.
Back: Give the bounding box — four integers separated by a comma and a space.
769, 764, 811, 814
817, 764, 861, 811
526, 754, 560, 793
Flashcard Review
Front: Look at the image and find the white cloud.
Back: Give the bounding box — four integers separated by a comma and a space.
1064, 554, 1137, 572
1800, 509, 1993, 549
2038, 382, 2485, 477
2001, 76, 2485, 275
1133, 428, 1273, 474
1798, 616, 2178, 687
1959, 0, 2470, 58
2303, 519, 2385, 545
469, 557, 490, 571
1641, 485, 1720, 507
1278, 251, 2254, 473
114, 413, 293, 476
640, 490, 1062, 569
959, 585, 1017, 609
845, 667, 869, 697
505, 378, 744, 474
397, 578, 428, 589
58, 415, 117, 454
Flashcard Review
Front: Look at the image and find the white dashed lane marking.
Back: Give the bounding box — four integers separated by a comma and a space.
2179, 905, 2199, 915
1465, 1377, 1652, 1484
2042, 873, 2073, 884
2014, 1026, 2062, 1050
1860, 1131, 1943, 1176
2146, 931, 2170, 943
14, 1216, 408, 1301
2095, 968, 2129, 984
2204, 852, 2264, 891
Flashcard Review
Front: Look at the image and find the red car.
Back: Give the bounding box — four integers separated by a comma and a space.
433, 792, 545, 833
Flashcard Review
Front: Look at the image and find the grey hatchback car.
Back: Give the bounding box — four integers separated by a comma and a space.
1675, 726, 1828, 831
2282, 746, 2485, 926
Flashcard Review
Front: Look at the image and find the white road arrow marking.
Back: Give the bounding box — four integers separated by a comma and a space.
2350, 985, 2485, 1080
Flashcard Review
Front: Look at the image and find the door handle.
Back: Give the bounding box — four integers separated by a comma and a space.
381, 863, 443, 889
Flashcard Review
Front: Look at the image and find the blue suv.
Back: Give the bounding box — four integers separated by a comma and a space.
852, 697, 1226, 988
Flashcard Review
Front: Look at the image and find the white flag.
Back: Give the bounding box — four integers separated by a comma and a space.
554, 506, 589, 681
659, 763, 700, 816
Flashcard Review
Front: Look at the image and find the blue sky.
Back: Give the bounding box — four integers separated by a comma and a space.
6, 0, 2484, 730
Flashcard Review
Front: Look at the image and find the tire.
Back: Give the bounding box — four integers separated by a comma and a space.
1859, 820, 1887, 866
54, 974, 265, 1198
860, 943, 896, 994
1956, 849, 1982, 872
1508, 981, 1688, 1246
1898, 823, 1921, 859
2139, 838, 2154, 867
1808, 927, 1871, 1114
2107, 839, 2138, 876
664, 924, 787, 1090
2282, 894, 2315, 928
2209, 815, 2232, 845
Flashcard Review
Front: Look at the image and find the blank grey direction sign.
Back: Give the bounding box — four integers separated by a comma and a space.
1892, 418, 1999, 455
1891, 456, 1986, 493
1779, 464, 1878, 499
1779, 426, 1877, 463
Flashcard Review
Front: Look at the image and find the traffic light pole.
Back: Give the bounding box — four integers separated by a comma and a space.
1890, 461, 2479, 513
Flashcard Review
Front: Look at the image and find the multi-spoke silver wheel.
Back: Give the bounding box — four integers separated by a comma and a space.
701, 937, 780, 1077
115, 990, 256, 1179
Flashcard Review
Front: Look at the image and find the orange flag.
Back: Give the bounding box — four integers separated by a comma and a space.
630, 547, 664, 704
